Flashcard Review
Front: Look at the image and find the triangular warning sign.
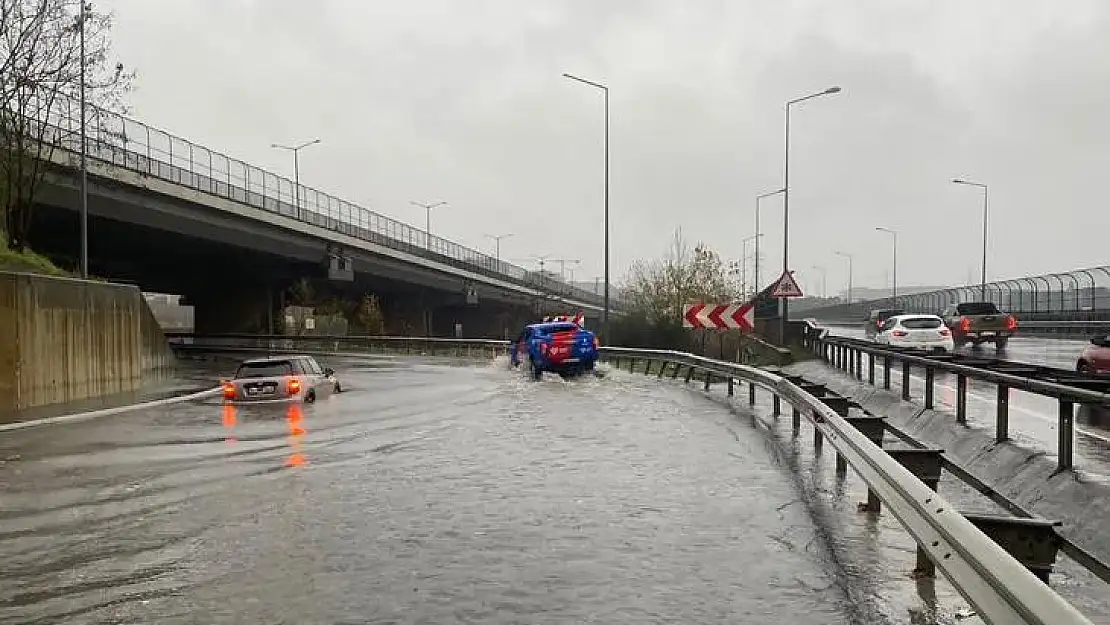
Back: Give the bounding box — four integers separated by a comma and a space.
771, 270, 804, 298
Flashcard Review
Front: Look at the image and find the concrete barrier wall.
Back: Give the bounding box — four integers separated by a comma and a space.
0, 272, 175, 412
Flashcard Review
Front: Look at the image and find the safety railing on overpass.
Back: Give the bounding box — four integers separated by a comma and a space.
170, 331, 1100, 622
598, 346, 1095, 625
813, 318, 1110, 339
25, 91, 621, 310
798, 266, 1110, 321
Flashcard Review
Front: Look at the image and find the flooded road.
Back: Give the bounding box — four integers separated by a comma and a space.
1, 356, 868, 624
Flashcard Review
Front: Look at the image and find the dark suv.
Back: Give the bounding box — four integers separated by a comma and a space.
864, 308, 905, 340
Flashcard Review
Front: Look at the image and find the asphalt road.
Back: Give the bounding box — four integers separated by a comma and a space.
2, 355, 887, 625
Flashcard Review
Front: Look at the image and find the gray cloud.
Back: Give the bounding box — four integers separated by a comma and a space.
101, 0, 1110, 296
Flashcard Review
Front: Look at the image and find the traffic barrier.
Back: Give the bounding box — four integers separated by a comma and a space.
598, 346, 1095, 625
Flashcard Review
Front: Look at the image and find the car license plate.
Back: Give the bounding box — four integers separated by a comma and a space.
247, 387, 258, 395
981, 331, 996, 337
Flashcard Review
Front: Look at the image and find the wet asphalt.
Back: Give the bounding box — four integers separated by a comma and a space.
2, 355, 878, 625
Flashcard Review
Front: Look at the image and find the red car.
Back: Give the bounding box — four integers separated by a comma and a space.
1076, 336, 1110, 374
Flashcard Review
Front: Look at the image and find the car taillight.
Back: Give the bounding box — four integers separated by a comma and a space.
891, 330, 908, 337
287, 378, 301, 395
959, 316, 972, 332
1005, 315, 1017, 331
221, 381, 236, 400
939, 328, 951, 337
876, 320, 884, 328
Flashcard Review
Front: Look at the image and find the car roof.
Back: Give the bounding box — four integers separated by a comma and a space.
889, 314, 942, 321
526, 321, 582, 331
240, 355, 313, 364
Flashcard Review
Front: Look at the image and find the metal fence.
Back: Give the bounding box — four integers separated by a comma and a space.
800, 266, 1110, 320
25, 91, 619, 309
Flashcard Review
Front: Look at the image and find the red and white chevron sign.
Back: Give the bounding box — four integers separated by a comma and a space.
682, 302, 756, 331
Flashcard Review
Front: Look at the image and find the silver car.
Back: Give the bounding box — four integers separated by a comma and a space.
222, 355, 341, 404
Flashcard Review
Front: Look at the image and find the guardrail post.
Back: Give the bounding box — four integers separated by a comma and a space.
684, 367, 694, 384
883, 357, 892, 390
773, 394, 781, 417
901, 361, 911, 401
658, 361, 668, 377
628, 358, 636, 373
613, 356, 620, 369
886, 448, 945, 577
924, 368, 935, 409
1058, 400, 1075, 471
748, 382, 756, 405
792, 405, 801, 436
961, 514, 1063, 583
727, 377, 734, 396
704, 371, 712, 391
644, 360, 652, 375
845, 415, 887, 513
855, 349, 863, 380
868, 353, 875, 385
672, 364, 682, 379
819, 396, 850, 472
956, 375, 968, 424
996, 385, 1010, 442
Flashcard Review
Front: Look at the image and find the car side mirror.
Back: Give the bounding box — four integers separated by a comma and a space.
324, 367, 335, 377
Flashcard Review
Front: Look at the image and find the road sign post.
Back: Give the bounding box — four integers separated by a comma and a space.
771, 270, 804, 299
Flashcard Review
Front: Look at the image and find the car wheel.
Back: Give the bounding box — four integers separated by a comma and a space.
304, 391, 316, 404
529, 358, 543, 381
334, 382, 342, 393
994, 338, 1008, 350
1078, 361, 1092, 374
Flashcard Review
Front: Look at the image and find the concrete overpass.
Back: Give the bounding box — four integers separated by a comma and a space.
25, 102, 621, 336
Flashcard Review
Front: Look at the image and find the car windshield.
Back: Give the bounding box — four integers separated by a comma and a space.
900, 317, 942, 329
235, 361, 294, 379
956, 302, 1000, 315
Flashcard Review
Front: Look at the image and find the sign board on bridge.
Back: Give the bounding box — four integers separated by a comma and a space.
682, 302, 755, 331
771, 270, 804, 298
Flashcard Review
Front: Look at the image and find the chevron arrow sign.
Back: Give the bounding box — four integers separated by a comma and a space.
682, 302, 756, 331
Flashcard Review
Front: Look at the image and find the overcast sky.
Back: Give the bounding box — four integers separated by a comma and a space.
99, 0, 1110, 297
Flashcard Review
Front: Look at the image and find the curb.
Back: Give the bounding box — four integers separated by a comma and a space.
0, 387, 222, 433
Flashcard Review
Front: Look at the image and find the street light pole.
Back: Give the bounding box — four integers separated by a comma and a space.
271, 138, 321, 220
876, 227, 898, 300
811, 265, 827, 299
754, 188, 784, 295
834, 251, 853, 304
781, 86, 841, 340
563, 72, 610, 336
78, 1, 88, 279
741, 234, 761, 299
953, 178, 989, 300
410, 200, 447, 247
484, 233, 513, 264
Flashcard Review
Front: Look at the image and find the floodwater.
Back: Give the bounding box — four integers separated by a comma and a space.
0, 355, 880, 624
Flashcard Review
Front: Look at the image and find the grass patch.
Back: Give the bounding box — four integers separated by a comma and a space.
0, 237, 70, 276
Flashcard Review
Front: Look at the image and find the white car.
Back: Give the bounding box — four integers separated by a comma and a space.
875, 314, 954, 353
222, 355, 341, 404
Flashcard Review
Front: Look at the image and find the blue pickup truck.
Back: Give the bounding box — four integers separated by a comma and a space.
510, 321, 599, 380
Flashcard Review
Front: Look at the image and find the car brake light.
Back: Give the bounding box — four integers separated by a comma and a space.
287, 378, 301, 395
959, 316, 972, 332
222, 381, 236, 400
1005, 315, 1017, 331
939, 328, 951, 337
891, 330, 908, 337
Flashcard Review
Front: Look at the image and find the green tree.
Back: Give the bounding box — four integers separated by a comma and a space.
354, 293, 384, 335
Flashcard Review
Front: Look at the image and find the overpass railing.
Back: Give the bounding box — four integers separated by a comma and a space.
171, 332, 1098, 623
799, 266, 1110, 320
28, 92, 620, 310
166, 332, 508, 359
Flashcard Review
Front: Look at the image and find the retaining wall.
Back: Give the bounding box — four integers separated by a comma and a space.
0, 272, 175, 412
784, 359, 1110, 568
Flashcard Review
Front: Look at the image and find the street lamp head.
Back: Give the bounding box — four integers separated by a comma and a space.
824, 86, 842, 94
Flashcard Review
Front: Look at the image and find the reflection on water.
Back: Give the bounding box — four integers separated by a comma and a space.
219, 402, 308, 467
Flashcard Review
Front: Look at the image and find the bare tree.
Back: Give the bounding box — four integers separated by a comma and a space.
0, 0, 132, 252
623, 228, 740, 324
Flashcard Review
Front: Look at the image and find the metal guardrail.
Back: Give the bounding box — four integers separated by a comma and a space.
29, 94, 620, 310
801, 322, 1110, 472
598, 347, 1093, 625
166, 333, 509, 359
805, 318, 1110, 338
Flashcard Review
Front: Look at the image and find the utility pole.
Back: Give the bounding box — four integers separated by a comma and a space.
78, 1, 88, 279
